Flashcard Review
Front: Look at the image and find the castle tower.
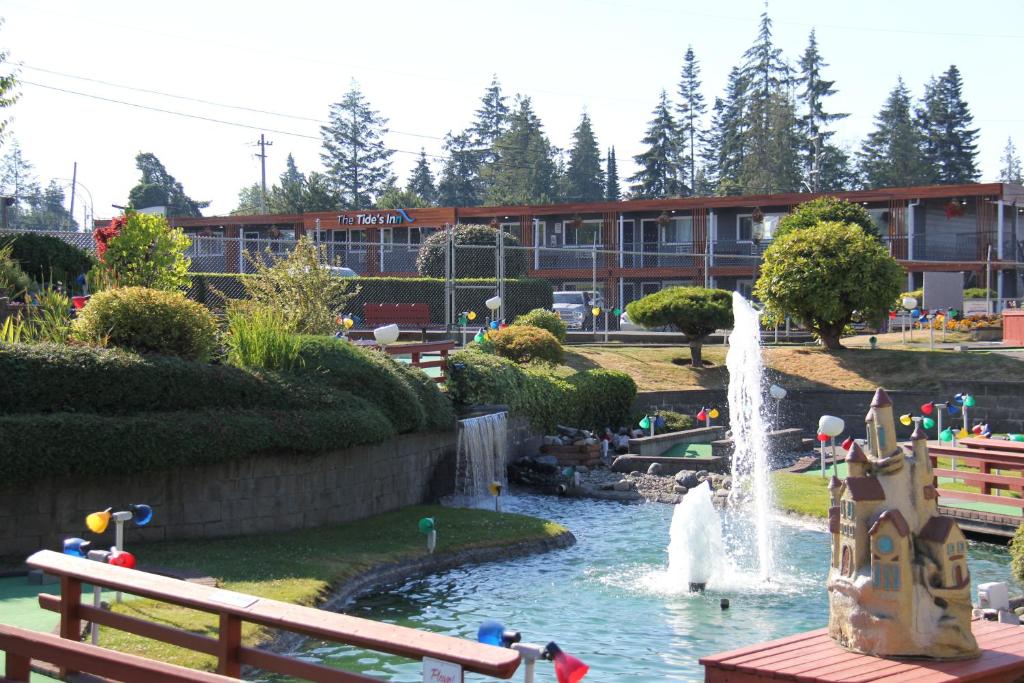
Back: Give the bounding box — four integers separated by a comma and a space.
867, 388, 898, 459
845, 442, 870, 478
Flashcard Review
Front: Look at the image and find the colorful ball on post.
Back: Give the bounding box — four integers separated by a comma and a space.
921, 403, 934, 415
939, 428, 954, 442
842, 437, 854, 450
964, 394, 976, 408
489, 321, 499, 329
1012, 434, 1024, 442
467, 311, 477, 321
899, 414, 913, 426
474, 332, 484, 343
418, 517, 435, 535
708, 408, 720, 419
696, 409, 707, 421
109, 550, 136, 569
957, 428, 969, 439
639, 416, 651, 429
922, 417, 935, 429
86, 509, 111, 534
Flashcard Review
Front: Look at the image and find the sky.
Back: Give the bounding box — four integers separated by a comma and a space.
1, 0, 1022, 224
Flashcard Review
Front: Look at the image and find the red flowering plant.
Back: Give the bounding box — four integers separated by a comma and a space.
93, 215, 126, 261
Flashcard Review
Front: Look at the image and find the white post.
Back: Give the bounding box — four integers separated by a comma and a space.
997, 200, 1005, 307
830, 436, 837, 476
820, 439, 827, 478
604, 310, 609, 343
92, 584, 101, 644
114, 518, 125, 603
618, 214, 624, 269
929, 315, 935, 351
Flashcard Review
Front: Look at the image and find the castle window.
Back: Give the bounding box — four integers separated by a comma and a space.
878, 426, 886, 449
947, 543, 955, 555
876, 534, 894, 555
873, 563, 900, 591
957, 542, 965, 553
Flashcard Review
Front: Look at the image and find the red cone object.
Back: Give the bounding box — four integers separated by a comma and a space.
921, 403, 933, 415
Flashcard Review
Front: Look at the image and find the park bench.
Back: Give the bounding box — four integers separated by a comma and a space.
0, 623, 235, 683
25, 549, 521, 681
362, 303, 430, 339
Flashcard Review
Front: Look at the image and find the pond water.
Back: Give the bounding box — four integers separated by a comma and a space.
282, 494, 1018, 683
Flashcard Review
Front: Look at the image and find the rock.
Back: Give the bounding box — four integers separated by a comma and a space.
543, 435, 561, 445
630, 470, 642, 478
647, 463, 664, 475
613, 480, 633, 492
722, 476, 732, 489
599, 483, 614, 491
556, 425, 581, 438
534, 455, 558, 474
697, 470, 709, 478
674, 485, 689, 495
576, 465, 589, 473
573, 439, 587, 446
675, 471, 700, 489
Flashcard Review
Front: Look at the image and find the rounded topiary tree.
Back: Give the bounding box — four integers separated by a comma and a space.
486, 325, 563, 364
416, 224, 527, 278
626, 286, 733, 368
775, 197, 881, 241
755, 221, 903, 351
512, 307, 567, 343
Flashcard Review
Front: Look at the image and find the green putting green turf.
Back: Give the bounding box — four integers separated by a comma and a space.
659, 443, 714, 458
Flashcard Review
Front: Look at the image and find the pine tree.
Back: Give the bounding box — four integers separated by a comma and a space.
320, 82, 395, 210
675, 46, 706, 196
999, 137, 1023, 184
712, 68, 749, 194
0, 140, 39, 225
302, 172, 339, 211
858, 77, 929, 189
796, 30, 849, 191
916, 65, 980, 184
469, 76, 510, 197
232, 184, 264, 215
407, 149, 437, 205
699, 96, 724, 193
605, 147, 621, 201
268, 154, 306, 214
437, 132, 482, 207
566, 112, 604, 202
485, 96, 558, 205
629, 90, 681, 199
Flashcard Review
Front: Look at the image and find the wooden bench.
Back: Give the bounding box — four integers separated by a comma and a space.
26, 549, 521, 681
0, 624, 235, 683
362, 303, 431, 339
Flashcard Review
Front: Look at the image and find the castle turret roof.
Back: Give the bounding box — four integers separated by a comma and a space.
846, 442, 869, 463
869, 508, 910, 537
871, 388, 893, 408
844, 476, 886, 501
919, 516, 958, 543
829, 475, 842, 490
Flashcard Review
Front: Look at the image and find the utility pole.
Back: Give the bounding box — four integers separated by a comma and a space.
254, 134, 273, 214
68, 162, 77, 232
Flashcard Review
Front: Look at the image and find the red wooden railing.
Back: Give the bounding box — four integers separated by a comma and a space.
380, 340, 454, 384
928, 439, 1024, 512
24, 550, 520, 682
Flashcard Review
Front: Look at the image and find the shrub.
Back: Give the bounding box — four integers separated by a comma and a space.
225, 305, 303, 372
512, 369, 572, 433
567, 369, 637, 430
447, 349, 525, 406
91, 212, 192, 290
487, 326, 563, 364
964, 288, 995, 299
513, 308, 567, 343
775, 197, 881, 241
417, 224, 527, 278
390, 361, 455, 431
0, 242, 32, 296
0, 233, 94, 287
627, 287, 733, 367
0, 406, 395, 484
71, 287, 218, 361
241, 237, 357, 335
660, 410, 696, 433
295, 336, 428, 434
1013, 523, 1024, 585
22, 287, 72, 344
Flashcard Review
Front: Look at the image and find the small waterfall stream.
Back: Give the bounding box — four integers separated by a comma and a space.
453, 411, 508, 505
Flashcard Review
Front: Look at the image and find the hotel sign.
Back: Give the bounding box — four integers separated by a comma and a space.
339, 208, 416, 226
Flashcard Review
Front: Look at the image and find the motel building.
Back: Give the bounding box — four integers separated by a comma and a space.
171, 182, 1024, 311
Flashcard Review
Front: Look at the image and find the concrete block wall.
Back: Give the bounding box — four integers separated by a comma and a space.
1, 431, 457, 559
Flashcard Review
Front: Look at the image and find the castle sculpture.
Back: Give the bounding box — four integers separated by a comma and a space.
828, 388, 979, 660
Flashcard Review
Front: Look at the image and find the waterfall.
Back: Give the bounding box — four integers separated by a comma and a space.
667, 482, 727, 590
725, 292, 775, 580
453, 411, 508, 505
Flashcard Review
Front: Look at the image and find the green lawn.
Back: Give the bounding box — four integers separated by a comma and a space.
773, 472, 831, 518
39, 505, 566, 671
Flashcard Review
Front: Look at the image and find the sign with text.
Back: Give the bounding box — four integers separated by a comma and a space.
305, 207, 457, 231
422, 657, 463, 683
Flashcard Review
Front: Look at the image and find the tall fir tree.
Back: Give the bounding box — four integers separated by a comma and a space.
796, 29, 849, 191
711, 68, 749, 194
605, 147, 621, 201
320, 82, 395, 210
566, 112, 604, 202
915, 65, 980, 184
857, 77, 929, 189
675, 46, 706, 196
0, 139, 38, 225
699, 96, 724, 193
469, 76, 510, 198
302, 172, 339, 211
999, 137, 1023, 184
407, 149, 437, 205
738, 11, 800, 193
485, 96, 558, 205
629, 90, 681, 199
437, 132, 482, 207
268, 154, 306, 214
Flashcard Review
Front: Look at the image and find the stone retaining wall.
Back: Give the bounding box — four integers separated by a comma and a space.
636, 380, 1024, 436
0, 431, 457, 559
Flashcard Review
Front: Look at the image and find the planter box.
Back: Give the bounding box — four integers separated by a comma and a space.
970, 328, 1002, 342
540, 443, 603, 467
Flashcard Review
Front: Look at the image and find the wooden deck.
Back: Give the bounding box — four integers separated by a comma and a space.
701, 620, 1024, 682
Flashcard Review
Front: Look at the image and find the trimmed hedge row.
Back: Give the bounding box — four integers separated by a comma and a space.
0, 406, 395, 484
447, 349, 636, 432
189, 273, 554, 323
0, 232, 94, 287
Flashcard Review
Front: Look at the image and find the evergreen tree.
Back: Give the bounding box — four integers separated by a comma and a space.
605, 146, 621, 201
320, 82, 395, 210
629, 90, 681, 199
469, 76, 511, 149
485, 96, 558, 205
19, 181, 77, 231
699, 96, 724, 193
566, 112, 604, 202
816, 144, 857, 192
858, 78, 929, 189
710, 68, 749, 194
999, 137, 1023, 184
675, 46, 706, 196
302, 172, 339, 211
406, 149, 437, 205
437, 132, 483, 207
376, 185, 430, 209
127, 152, 209, 217
0, 140, 38, 225
916, 65, 980, 184
796, 29, 849, 191
232, 184, 264, 215
268, 154, 306, 214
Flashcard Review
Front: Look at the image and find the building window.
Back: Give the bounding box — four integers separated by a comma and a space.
877, 535, 894, 555
736, 213, 783, 242
873, 563, 901, 591
841, 546, 852, 576
877, 426, 886, 451
662, 217, 693, 245
947, 543, 955, 556
500, 221, 522, 242
564, 219, 603, 248
956, 542, 965, 553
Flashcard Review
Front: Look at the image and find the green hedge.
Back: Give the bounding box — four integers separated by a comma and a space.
0, 233, 94, 287
447, 348, 636, 431
189, 273, 553, 323
0, 406, 395, 484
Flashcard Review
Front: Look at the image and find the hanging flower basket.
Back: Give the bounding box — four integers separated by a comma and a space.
751, 207, 765, 223
945, 200, 966, 219
267, 227, 282, 239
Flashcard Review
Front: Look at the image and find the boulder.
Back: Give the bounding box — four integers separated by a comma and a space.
675, 471, 700, 489
647, 463, 664, 476
613, 480, 633, 492
674, 485, 689, 495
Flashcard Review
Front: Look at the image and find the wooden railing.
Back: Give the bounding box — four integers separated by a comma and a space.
25, 550, 520, 682
0, 624, 235, 683
381, 340, 454, 384
927, 439, 1024, 512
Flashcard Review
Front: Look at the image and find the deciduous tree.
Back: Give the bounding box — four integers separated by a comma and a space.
1000, 137, 1023, 184
127, 152, 209, 217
